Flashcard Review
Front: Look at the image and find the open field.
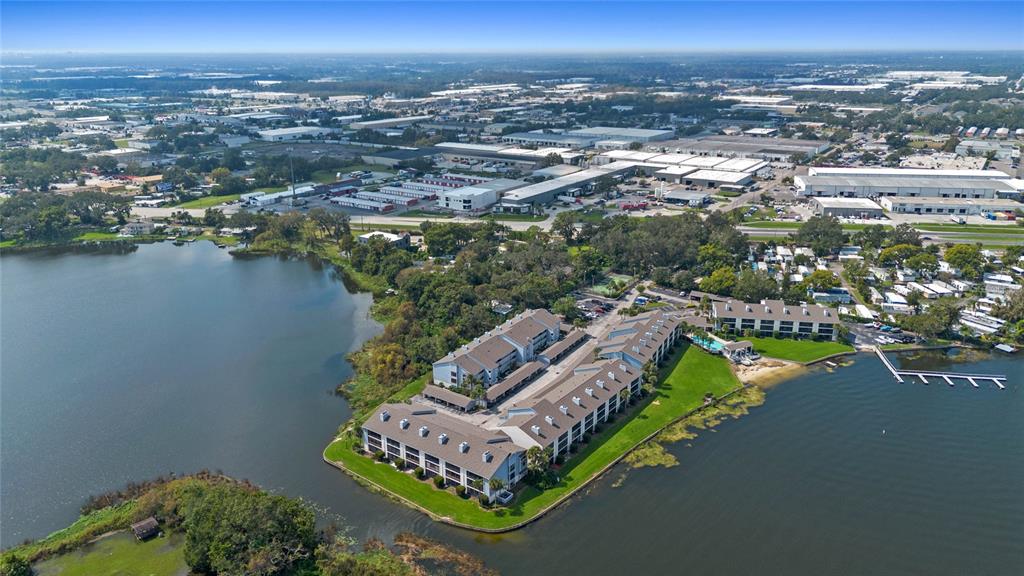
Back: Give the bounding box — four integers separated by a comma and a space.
33, 532, 187, 576
324, 344, 740, 531
175, 194, 241, 209
747, 337, 854, 363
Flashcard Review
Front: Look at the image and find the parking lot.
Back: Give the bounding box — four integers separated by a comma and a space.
848, 322, 917, 346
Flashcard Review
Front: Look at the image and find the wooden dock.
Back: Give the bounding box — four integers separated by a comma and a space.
873, 347, 1006, 389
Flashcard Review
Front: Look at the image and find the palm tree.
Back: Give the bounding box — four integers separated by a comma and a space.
526, 446, 547, 474
489, 478, 505, 493
617, 388, 630, 412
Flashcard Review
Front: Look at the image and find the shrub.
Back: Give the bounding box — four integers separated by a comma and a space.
393, 458, 405, 470
373, 450, 386, 462
478, 494, 491, 507
555, 455, 565, 465
414, 467, 425, 479
433, 476, 445, 489
455, 485, 467, 498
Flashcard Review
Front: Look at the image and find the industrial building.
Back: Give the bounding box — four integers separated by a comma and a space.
795, 174, 1015, 199
955, 139, 1019, 161
437, 178, 527, 214
811, 197, 885, 219
257, 127, 336, 141
878, 196, 1022, 216
496, 163, 636, 211
500, 131, 599, 148
807, 167, 1011, 180
645, 135, 829, 161
435, 142, 584, 171
595, 149, 766, 188
349, 115, 432, 130
565, 126, 675, 145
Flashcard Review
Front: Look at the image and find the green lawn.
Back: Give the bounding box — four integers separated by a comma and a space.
113, 139, 130, 149
743, 221, 803, 229
743, 221, 881, 232
33, 532, 186, 576
914, 223, 1024, 234
747, 337, 854, 363
9, 501, 137, 562
577, 209, 607, 224
0, 239, 16, 248
311, 169, 338, 184
483, 213, 547, 222
175, 194, 241, 209
324, 344, 740, 531
74, 231, 122, 241
401, 210, 453, 219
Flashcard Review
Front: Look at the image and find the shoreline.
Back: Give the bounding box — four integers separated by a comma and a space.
736, 342, 992, 388
322, 364, 748, 534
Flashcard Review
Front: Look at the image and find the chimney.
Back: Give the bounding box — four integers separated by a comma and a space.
544, 415, 555, 426
585, 387, 594, 397
419, 425, 429, 437
459, 441, 469, 453
531, 425, 541, 435
596, 379, 605, 389
608, 371, 616, 381
572, 396, 581, 406
379, 410, 390, 422
438, 433, 448, 445
399, 418, 409, 430
559, 405, 569, 415
619, 364, 627, 372
482, 450, 493, 463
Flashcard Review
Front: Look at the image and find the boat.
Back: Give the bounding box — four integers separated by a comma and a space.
824, 361, 837, 368
994, 343, 1017, 354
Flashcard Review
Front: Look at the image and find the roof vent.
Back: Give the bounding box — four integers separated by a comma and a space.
559, 404, 569, 415
419, 425, 429, 437
619, 364, 628, 372
379, 410, 390, 422
531, 425, 541, 435
725, 303, 732, 311
572, 396, 581, 406
585, 387, 594, 397
745, 305, 752, 312
608, 371, 616, 381
482, 450, 493, 463
544, 415, 555, 426
399, 418, 409, 430
803, 308, 809, 316
596, 379, 606, 389
438, 433, 449, 445
459, 441, 469, 453
783, 308, 790, 315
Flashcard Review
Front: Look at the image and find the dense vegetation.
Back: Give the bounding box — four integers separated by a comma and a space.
0, 473, 497, 576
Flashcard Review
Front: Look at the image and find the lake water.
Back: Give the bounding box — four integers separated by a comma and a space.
2, 243, 1022, 574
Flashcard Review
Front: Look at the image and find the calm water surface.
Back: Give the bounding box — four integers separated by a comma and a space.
2, 243, 1021, 575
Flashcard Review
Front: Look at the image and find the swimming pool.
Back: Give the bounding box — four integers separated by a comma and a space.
692, 335, 724, 352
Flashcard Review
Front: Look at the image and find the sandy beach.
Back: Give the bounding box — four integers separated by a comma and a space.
733, 359, 808, 388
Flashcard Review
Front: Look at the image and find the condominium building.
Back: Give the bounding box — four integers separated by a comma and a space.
498, 360, 642, 461
361, 403, 525, 500
711, 299, 838, 340
432, 309, 562, 388
596, 310, 685, 368
359, 305, 693, 499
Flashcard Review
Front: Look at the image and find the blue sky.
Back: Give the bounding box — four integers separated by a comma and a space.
2, 1, 1022, 53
